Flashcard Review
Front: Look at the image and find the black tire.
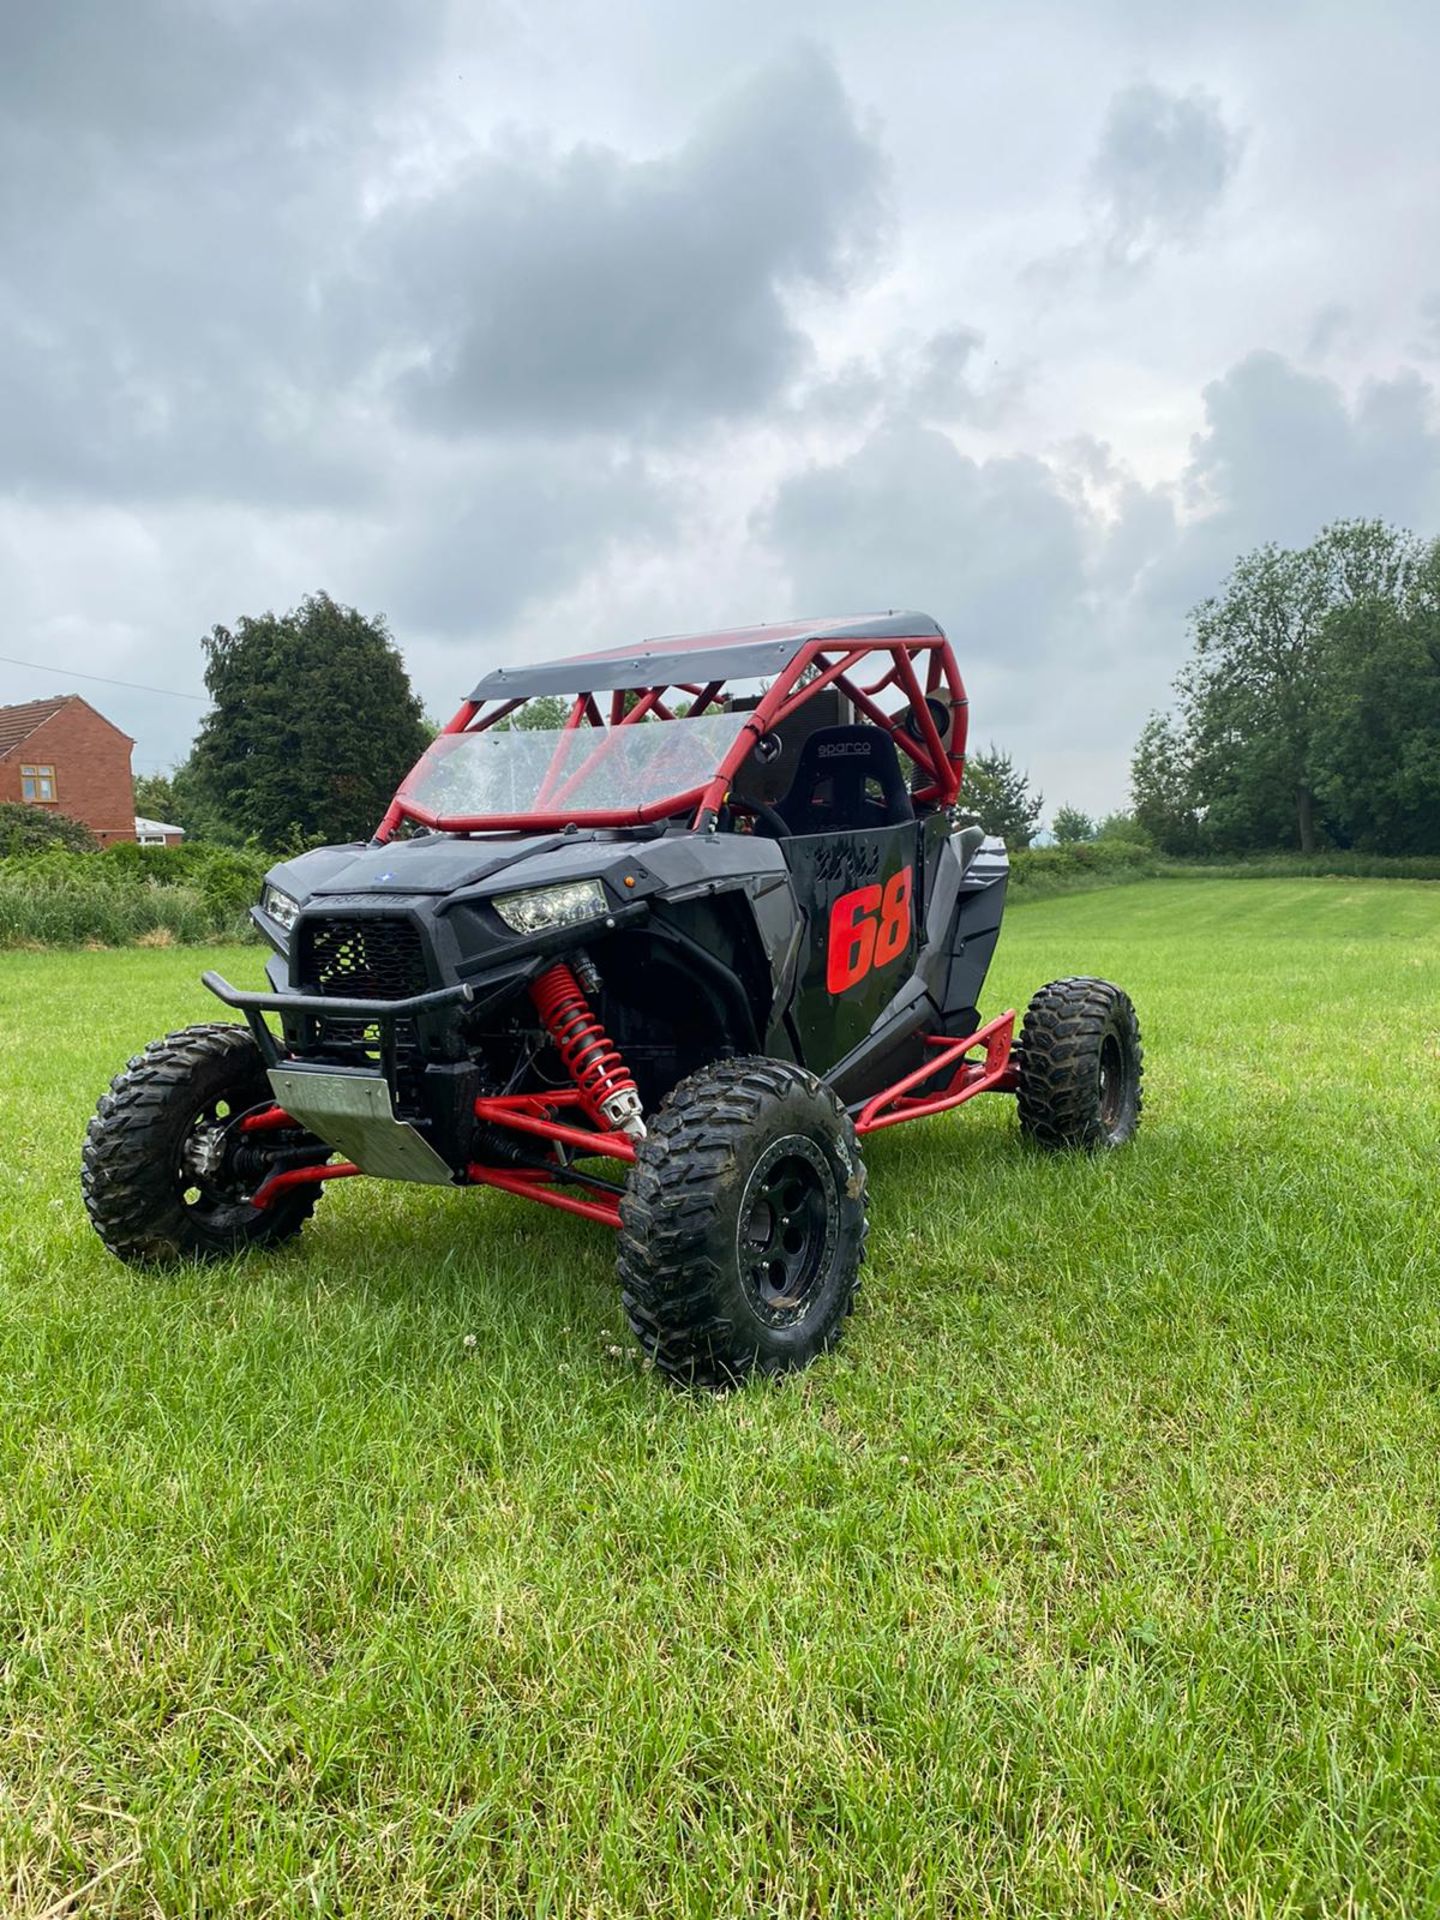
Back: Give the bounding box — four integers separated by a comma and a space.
1016, 977, 1143, 1150
82, 1022, 324, 1265
617, 1057, 867, 1389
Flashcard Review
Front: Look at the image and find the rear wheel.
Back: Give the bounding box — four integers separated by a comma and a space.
617, 1058, 867, 1389
82, 1023, 326, 1265
1016, 977, 1143, 1150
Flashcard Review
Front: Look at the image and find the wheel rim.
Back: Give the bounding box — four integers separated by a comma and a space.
175, 1093, 273, 1222
1097, 1031, 1126, 1132
736, 1135, 837, 1327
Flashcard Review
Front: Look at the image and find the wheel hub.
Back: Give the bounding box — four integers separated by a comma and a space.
181, 1122, 229, 1184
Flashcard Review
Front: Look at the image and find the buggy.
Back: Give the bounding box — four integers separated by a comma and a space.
83, 613, 1143, 1386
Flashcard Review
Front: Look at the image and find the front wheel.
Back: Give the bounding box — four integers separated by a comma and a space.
1016, 977, 1143, 1150
617, 1058, 867, 1389
82, 1023, 327, 1265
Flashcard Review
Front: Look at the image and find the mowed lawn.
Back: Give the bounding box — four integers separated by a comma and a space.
2, 878, 1438, 1918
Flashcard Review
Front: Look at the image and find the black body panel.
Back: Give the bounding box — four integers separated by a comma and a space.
238, 806, 1010, 1168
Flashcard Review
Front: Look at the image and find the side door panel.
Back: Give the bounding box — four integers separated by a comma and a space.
780, 824, 920, 1074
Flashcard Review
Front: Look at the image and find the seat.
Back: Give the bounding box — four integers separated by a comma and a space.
777, 725, 915, 835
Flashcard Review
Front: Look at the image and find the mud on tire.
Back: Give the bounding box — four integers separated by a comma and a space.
1016, 976, 1143, 1151
617, 1057, 867, 1390
83, 1022, 323, 1266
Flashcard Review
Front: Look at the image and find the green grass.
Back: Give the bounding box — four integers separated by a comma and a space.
2, 877, 1438, 1917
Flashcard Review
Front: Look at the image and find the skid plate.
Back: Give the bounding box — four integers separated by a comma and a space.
267, 1066, 455, 1184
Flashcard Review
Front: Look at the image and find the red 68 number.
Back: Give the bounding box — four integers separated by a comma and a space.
826, 865, 913, 994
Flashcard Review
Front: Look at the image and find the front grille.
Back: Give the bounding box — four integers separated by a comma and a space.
299, 916, 430, 1000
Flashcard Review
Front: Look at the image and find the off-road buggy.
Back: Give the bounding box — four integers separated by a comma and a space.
83, 614, 1142, 1386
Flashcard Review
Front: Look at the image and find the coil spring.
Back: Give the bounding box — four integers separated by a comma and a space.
529, 961, 643, 1133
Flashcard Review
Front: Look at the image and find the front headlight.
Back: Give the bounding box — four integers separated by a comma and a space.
261, 884, 301, 933
492, 878, 607, 935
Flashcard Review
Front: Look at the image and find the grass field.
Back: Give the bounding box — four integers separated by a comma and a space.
2, 877, 1438, 1917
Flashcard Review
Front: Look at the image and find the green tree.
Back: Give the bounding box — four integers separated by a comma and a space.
1129, 714, 1200, 855
1094, 809, 1150, 845
1051, 805, 1095, 845
495, 694, 571, 732
0, 802, 98, 856
1182, 520, 1423, 852
1310, 537, 1440, 853
133, 771, 179, 821
959, 745, 1043, 848
186, 594, 430, 847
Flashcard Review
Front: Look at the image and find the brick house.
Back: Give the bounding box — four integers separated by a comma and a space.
0, 695, 138, 844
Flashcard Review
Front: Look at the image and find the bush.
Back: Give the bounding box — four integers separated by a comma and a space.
1009, 839, 1159, 899
0, 842, 271, 947
0, 803, 98, 856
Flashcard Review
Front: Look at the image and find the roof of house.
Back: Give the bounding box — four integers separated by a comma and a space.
0, 696, 73, 758
0, 692, 135, 757
469, 612, 945, 701
135, 816, 185, 836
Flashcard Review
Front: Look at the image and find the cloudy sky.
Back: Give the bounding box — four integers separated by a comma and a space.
3, 0, 1438, 814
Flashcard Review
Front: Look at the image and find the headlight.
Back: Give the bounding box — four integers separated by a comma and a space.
492, 878, 607, 935
261, 884, 301, 932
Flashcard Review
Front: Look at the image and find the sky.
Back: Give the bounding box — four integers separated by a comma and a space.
3, 0, 1439, 817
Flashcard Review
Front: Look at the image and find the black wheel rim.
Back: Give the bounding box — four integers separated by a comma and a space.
1098, 1031, 1126, 1132
175, 1092, 270, 1222
736, 1135, 837, 1327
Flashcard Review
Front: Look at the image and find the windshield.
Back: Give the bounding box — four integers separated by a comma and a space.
396, 710, 753, 827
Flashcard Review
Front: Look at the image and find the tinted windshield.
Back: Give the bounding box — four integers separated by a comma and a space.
398, 711, 752, 825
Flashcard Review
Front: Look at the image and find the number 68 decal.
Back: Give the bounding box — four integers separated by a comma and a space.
826, 866, 913, 994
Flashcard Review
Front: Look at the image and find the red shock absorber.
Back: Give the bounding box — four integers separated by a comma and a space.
530, 962, 646, 1140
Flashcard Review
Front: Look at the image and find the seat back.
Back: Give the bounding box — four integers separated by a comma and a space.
777, 725, 915, 835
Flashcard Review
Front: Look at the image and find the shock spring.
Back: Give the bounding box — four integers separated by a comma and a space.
529, 961, 646, 1140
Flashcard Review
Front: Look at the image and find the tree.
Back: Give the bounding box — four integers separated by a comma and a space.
494, 694, 570, 732
1182, 520, 1423, 852
1309, 537, 1440, 853
185, 594, 430, 847
959, 745, 1043, 847
1051, 805, 1095, 845
0, 802, 98, 856
1129, 714, 1199, 855
1094, 809, 1150, 845
133, 772, 180, 821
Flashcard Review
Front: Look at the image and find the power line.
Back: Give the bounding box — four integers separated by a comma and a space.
0, 653, 207, 702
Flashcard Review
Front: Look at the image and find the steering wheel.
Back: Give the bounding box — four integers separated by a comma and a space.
727, 795, 792, 839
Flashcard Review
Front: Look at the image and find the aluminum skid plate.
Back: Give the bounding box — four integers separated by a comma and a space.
267, 1065, 455, 1185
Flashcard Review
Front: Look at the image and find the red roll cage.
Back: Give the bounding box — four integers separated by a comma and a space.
375, 625, 968, 842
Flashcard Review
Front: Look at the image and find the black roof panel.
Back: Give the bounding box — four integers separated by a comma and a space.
469, 611, 944, 701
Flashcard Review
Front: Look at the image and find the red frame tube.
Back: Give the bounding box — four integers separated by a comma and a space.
250, 1161, 362, 1208
465, 1164, 622, 1228
473, 1092, 637, 1164
377, 632, 967, 839
854, 1011, 1017, 1135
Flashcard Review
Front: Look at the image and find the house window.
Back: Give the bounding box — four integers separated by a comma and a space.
20, 765, 56, 803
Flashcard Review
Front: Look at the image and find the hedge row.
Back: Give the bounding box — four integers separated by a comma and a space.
0, 834, 1430, 950
0, 844, 270, 948
1008, 839, 1159, 897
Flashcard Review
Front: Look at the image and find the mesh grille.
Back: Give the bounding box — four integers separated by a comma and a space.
300, 917, 429, 1001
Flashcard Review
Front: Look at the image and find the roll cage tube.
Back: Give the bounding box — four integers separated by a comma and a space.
374, 634, 968, 841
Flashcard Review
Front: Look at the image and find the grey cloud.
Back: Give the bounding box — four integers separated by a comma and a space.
763, 421, 1099, 666
372, 447, 673, 637
0, 0, 445, 146
1416, 296, 1440, 361
796, 326, 1025, 433
0, 1, 446, 507
1183, 351, 1440, 544
383, 45, 888, 438
1089, 81, 1242, 268
1305, 303, 1356, 360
